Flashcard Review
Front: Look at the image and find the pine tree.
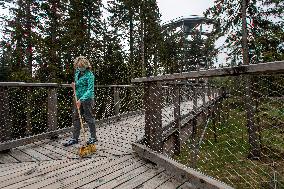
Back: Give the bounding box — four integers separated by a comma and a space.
205, 0, 284, 64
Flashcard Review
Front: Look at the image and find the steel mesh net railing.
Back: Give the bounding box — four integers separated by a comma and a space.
0, 85, 73, 140
0, 84, 144, 143
174, 74, 284, 188
95, 86, 143, 120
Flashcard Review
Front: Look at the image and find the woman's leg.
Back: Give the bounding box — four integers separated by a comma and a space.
72, 106, 82, 140
81, 99, 97, 140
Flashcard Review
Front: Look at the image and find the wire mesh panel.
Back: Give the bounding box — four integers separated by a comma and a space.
173, 74, 284, 188
131, 62, 284, 189
57, 86, 73, 129
95, 86, 143, 120
0, 85, 73, 141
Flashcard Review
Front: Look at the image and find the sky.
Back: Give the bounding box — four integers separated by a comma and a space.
156, 0, 215, 23
156, 0, 226, 65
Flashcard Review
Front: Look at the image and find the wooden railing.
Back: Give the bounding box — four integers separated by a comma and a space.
132, 61, 284, 153
0, 83, 141, 151
131, 61, 284, 189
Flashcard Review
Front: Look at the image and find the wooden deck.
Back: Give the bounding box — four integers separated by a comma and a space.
0, 114, 190, 189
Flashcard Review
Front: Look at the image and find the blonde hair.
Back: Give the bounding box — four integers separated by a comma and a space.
74, 56, 91, 69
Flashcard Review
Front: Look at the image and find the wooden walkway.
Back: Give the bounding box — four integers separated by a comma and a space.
0, 114, 191, 189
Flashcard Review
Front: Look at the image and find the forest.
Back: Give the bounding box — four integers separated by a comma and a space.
0, 0, 282, 84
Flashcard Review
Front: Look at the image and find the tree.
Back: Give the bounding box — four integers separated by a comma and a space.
204, 0, 284, 159
107, 0, 162, 80
205, 0, 284, 64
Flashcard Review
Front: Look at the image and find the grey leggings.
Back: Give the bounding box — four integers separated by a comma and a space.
72, 99, 97, 140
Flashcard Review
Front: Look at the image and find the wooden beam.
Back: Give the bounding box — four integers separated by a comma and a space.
113, 87, 120, 116
173, 84, 181, 155
47, 88, 58, 136
131, 61, 284, 83
132, 141, 234, 189
144, 82, 163, 152
0, 83, 136, 88
0, 87, 12, 143
0, 127, 72, 151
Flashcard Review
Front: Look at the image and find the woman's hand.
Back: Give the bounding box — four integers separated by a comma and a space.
76, 100, 81, 109
71, 82, 76, 96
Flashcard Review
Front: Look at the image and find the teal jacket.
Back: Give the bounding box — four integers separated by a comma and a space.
75, 69, 95, 101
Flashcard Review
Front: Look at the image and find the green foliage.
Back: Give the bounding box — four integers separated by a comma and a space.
107, 0, 162, 78
205, 0, 284, 64
175, 98, 284, 188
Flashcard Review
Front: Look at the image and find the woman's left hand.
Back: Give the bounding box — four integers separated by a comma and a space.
76, 100, 81, 109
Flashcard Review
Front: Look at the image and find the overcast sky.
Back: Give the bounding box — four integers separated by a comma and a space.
156, 0, 214, 23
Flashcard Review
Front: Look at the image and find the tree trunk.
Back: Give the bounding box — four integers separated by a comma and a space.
129, 11, 134, 83
26, 0, 33, 76
242, 0, 261, 159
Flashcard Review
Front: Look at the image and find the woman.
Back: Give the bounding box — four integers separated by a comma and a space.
64, 56, 97, 147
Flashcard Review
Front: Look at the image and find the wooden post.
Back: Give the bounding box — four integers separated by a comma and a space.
26, 87, 32, 136
202, 82, 206, 105
144, 82, 163, 153
245, 76, 261, 158
190, 83, 198, 167
212, 103, 218, 143
48, 87, 58, 139
173, 83, 181, 155
192, 83, 198, 137
0, 87, 12, 148
114, 87, 120, 116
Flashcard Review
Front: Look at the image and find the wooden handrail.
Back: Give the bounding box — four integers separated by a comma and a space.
0, 82, 136, 88
131, 61, 284, 83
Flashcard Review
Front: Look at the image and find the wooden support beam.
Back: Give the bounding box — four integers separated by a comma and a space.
114, 87, 120, 116
0, 87, 12, 145
132, 141, 234, 189
173, 84, 181, 155
48, 87, 58, 139
144, 82, 163, 153
131, 61, 284, 83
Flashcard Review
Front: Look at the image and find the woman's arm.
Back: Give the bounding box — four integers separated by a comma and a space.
79, 72, 95, 101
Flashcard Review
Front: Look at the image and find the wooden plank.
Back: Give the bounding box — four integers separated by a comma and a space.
49, 134, 112, 159
41, 143, 75, 159
45, 155, 142, 189
95, 163, 153, 189
132, 142, 234, 189
0, 127, 73, 152
79, 159, 146, 189
0, 160, 55, 178
0, 159, 77, 188
19, 155, 132, 189
33, 144, 65, 160
177, 181, 197, 189
19, 148, 53, 161
1, 157, 106, 189
0, 162, 37, 175
155, 177, 184, 189
0, 153, 19, 164
131, 61, 284, 83
140, 171, 175, 189
8, 149, 35, 162
115, 166, 165, 189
